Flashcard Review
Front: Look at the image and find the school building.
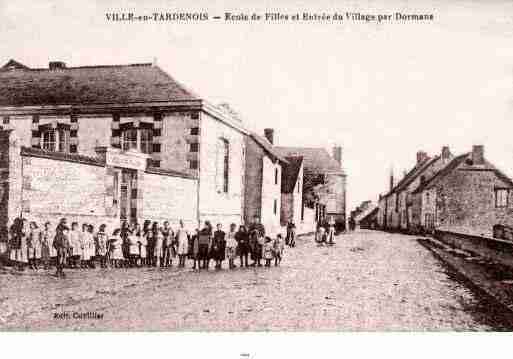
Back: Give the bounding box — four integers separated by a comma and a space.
0, 59, 248, 231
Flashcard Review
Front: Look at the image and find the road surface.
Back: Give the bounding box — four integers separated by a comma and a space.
1, 230, 510, 330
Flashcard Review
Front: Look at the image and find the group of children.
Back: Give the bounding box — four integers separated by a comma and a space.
2, 217, 287, 277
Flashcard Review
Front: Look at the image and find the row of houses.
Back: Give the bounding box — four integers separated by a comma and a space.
0, 59, 347, 235
375, 145, 513, 237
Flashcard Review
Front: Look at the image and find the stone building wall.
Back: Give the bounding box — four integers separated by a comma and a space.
198, 111, 245, 229
140, 171, 198, 230
244, 136, 263, 225
261, 155, 282, 235
432, 169, 513, 236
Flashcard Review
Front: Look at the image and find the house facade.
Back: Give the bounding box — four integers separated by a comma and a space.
378, 147, 453, 233
275, 145, 347, 231
243, 129, 286, 235
413, 145, 513, 237
0, 59, 247, 230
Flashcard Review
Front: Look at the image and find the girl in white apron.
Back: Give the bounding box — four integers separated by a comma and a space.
138, 224, 148, 266
96, 224, 108, 268
128, 224, 139, 267
176, 220, 189, 268
110, 229, 124, 268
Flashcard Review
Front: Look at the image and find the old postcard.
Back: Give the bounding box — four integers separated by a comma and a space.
1, 0, 513, 348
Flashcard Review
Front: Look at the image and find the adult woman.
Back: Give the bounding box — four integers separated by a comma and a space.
225, 223, 238, 269
175, 220, 189, 268
235, 225, 249, 268
211, 223, 226, 270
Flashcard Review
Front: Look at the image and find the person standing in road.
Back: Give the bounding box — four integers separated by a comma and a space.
162, 221, 175, 267
198, 221, 212, 270
28, 221, 42, 270
41, 221, 53, 270
191, 228, 200, 270
273, 234, 284, 266
175, 220, 189, 268
53, 218, 69, 277
225, 223, 238, 269
68, 222, 82, 268
263, 236, 274, 267
235, 225, 249, 268
212, 223, 226, 270
96, 224, 108, 268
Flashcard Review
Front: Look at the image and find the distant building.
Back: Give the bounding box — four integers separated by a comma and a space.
359, 207, 379, 230
412, 145, 513, 236
275, 145, 347, 230
377, 147, 453, 232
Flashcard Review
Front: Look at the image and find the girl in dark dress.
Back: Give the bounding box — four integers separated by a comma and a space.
212, 223, 226, 270
198, 221, 212, 270
235, 225, 249, 267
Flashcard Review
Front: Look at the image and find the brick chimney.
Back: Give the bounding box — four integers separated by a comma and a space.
389, 168, 394, 191
416, 151, 428, 164
49, 61, 66, 70
332, 146, 342, 166
441, 146, 451, 160
264, 128, 274, 144
472, 145, 484, 165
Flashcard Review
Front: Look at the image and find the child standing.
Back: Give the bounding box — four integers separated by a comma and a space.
96, 224, 108, 268
225, 223, 237, 269
69, 222, 81, 268
81, 224, 95, 268
41, 222, 53, 270
110, 229, 124, 268
175, 220, 189, 268
153, 223, 163, 268
128, 223, 139, 267
138, 223, 147, 266
212, 223, 226, 270
263, 237, 274, 267
273, 234, 284, 266
28, 222, 42, 270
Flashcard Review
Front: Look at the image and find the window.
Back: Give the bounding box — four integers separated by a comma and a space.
190, 127, 199, 135
2, 116, 9, 124
121, 128, 153, 154
395, 193, 399, 212
301, 201, 305, 221
140, 129, 153, 154
216, 138, 229, 193
190, 143, 199, 152
273, 199, 277, 215
495, 189, 509, 208
189, 160, 198, 169
425, 213, 435, 229
42, 130, 56, 151
122, 129, 137, 151
41, 128, 69, 152
275, 168, 278, 185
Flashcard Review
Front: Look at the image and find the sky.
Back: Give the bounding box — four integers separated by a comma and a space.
1, 0, 513, 212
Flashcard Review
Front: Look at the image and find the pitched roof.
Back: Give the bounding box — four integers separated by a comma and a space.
281, 156, 303, 193
249, 133, 288, 164
0, 60, 200, 107
274, 146, 344, 175
393, 156, 440, 193
359, 207, 378, 222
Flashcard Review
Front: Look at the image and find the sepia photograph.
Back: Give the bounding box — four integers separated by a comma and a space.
1, 0, 513, 354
